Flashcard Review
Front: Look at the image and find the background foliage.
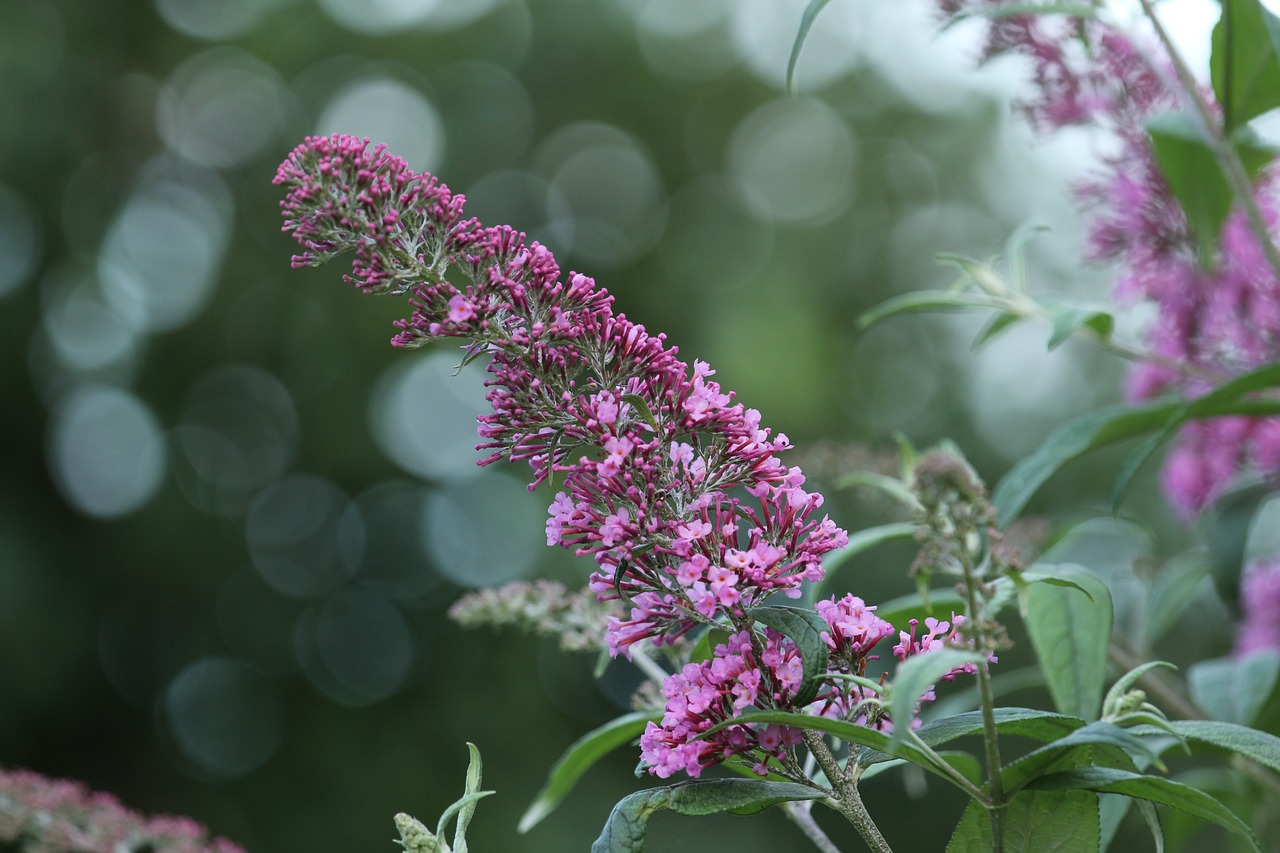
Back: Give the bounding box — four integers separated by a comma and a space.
0, 0, 1211, 849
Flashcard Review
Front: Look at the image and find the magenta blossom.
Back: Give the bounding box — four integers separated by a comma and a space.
276, 135, 984, 779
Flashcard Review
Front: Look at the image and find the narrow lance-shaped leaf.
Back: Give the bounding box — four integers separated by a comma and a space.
520, 711, 658, 833
1000, 721, 1165, 794
1110, 363, 1280, 510
591, 780, 823, 853
857, 291, 1007, 330
453, 742, 485, 853
888, 648, 988, 751
786, 0, 832, 94
992, 367, 1280, 527
1028, 767, 1260, 851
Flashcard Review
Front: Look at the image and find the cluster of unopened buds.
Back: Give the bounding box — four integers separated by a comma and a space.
276, 134, 986, 778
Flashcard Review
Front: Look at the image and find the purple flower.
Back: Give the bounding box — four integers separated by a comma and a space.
276, 135, 984, 779
0, 766, 244, 853
935, 2, 1280, 518
1237, 557, 1280, 655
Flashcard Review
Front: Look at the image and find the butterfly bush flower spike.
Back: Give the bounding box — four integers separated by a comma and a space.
277, 135, 982, 779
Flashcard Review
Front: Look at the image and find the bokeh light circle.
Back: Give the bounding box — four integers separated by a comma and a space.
98, 174, 231, 334
245, 475, 364, 598
157, 47, 290, 169
47, 383, 166, 518
0, 184, 40, 298
728, 98, 858, 225
315, 77, 444, 172
294, 586, 414, 707
423, 472, 545, 588
370, 350, 489, 481
173, 363, 298, 516
163, 656, 282, 780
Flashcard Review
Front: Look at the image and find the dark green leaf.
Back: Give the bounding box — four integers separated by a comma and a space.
1028, 767, 1260, 851
1187, 652, 1280, 727
1212, 0, 1280, 133
1146, 113, 1278, 266
786, 0, 832, 94
620, 393, 659, 432
947, 789, 1101, 853
1199, 479, 1273, 609
591, 780, 823, 853
521, 711, 658, 833
1025, 565, 1112, 720
702, 709, 963, 786
863, 706, 1084, 768
857, 291, 1006, 330
746, 605, 831, 706
1001, 721, 1164, 794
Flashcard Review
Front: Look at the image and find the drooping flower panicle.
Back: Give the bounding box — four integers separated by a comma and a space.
277, 134, 979, 778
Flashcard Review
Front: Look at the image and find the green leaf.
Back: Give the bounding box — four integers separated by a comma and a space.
992, 400, 1178, 527
947, 789, 1101, 853
453, 742, 484, 852
857, 291, 1006, 330
1160, 718, 1280, 775
433, 792, 494, 851
992, 372, 1280, 527
1187, 651, 1280, 727
591, 780, 823, 853
1041, 298, 1114, 350
520, 711, 657, 833
786, 0, 832, 94
1144, 555, 1212, 646
702, 709, 963, 786
1147, 112, 1278, 266
972, 311, 1023, 350
1148, 112, 1233, 263
889, 648, 989, 750
1111, 363, 1280, 510
915, 707, 1086, 750
746, 605, 831, 706
1028, 768, 1260, 851
1024, 565, 1112, 721
1212, 0, 1280, 134
620, 393, 659, 433
1200, 479, 1274, 608
832, 471, 922, 510
1000, 721, 1165, 794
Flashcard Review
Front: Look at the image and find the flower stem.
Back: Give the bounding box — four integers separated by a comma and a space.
802, 730, 894, 853
783, 801, 845, 853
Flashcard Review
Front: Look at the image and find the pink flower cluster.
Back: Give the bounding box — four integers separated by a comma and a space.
940, 1, 1280, 518
276, 135, 980, 779
0, 766, 244, 853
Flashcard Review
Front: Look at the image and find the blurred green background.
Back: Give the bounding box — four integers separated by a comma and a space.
0, 0, 1162, 849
